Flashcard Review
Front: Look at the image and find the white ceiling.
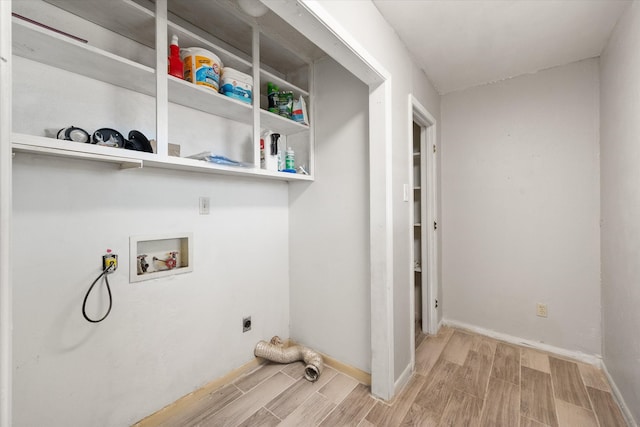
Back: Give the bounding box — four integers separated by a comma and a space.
373, 0, 631, 94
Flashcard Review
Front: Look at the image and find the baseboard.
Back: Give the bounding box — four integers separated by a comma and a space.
317, 352, 372, 386
133, 357, 264, 426
286, 338, 372, 386
442, 319, 602, 366
394, 362, 413, 396
600, 361, 639, 427
133, 340, 372, 426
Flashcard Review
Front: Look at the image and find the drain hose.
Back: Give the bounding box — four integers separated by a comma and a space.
254, 336, 324, 382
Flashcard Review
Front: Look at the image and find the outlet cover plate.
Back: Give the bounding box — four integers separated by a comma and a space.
536, 303, 548, 318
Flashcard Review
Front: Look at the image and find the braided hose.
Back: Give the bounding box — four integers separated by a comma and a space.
254, 336, 324, 382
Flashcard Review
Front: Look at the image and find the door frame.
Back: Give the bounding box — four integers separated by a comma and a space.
409, 95, 438, 344
0, 0, 12, 425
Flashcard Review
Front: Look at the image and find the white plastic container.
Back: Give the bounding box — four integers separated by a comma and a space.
220, 67, 253, 104
180, 47, 223, 91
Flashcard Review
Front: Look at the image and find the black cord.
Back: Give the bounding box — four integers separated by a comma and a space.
82, 265, 114, 323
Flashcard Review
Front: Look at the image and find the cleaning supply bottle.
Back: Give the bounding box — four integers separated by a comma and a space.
266, 132, 280, 172
284, 146, 295, 173
260, 130, 271, 169
168, 35, 183, 79
267, 82, 279, 114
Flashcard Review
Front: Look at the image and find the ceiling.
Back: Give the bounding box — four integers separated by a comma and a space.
373, 0, 631, 94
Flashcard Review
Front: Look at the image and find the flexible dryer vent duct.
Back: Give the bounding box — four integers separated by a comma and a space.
254, 336, 324, 382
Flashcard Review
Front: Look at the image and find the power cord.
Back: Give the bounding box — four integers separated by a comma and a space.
82, 264, 115, 323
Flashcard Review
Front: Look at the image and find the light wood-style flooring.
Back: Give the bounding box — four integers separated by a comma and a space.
142, 326, 628, 426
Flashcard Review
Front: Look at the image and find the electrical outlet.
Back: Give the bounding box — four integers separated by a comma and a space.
536, 303, 548, 318
102, 252, 118, 271
243, 316, 252, 332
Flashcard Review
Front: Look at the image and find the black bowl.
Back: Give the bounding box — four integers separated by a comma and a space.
125, 130, 153, 153
92, 128, 124, 147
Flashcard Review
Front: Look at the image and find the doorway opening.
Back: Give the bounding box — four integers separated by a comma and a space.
412, 121, 425, 346
409, 95, 438, 359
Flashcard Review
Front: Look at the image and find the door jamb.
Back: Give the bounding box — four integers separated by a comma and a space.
409, 95, 438, 342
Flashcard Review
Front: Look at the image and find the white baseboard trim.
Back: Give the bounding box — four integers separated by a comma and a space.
442, 318, 602, 366
394, 362, 413, 396
600, 361, 638, 427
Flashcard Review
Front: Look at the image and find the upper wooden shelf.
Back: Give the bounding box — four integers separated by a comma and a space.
168, 76, 253, 125
260, 110, 309, 135
260, 69, 309, 98
43, 0, 156, 47
12, 17, 156, 96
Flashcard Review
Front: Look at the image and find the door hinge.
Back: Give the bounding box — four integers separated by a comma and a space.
434, 221, 438, 230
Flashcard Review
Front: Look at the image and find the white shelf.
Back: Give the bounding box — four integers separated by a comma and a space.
43, 0, 156, 47
168, 76, 253, 125
414, 223, 421, 227
13, 0, 315, 181
12, 133, 153, 162
43, 0, 253, 73
12, 142, 143, 169
168, 78, 308, 135
143, 155, 313, 181
260, 69, 309, 97
12, 133, 313, 182
12, 17, 155, 96
260, 110, 310, 135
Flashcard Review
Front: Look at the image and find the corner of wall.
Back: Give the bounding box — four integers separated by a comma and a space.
600, 362, 639, 427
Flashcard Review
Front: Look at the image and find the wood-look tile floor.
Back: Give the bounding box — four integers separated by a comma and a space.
150, 327, 628, 427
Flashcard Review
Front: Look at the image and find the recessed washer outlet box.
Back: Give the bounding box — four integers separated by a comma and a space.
130, 233, 193, 283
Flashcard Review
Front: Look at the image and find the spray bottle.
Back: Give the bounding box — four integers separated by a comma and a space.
261, 132, 280, 171
168, 35, 183, 79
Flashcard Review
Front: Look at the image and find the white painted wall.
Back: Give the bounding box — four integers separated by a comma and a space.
600, 1, 640, 421
11, 5, 290, 426
289, 57, 370, 371
441, 59, 601, 355
12, 156, 290, 427
317, 0, 441, 384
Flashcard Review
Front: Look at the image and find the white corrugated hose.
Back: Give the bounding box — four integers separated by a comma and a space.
254, 336, 324, 382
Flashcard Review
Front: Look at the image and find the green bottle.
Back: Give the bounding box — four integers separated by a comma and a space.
267, 82, 279, 113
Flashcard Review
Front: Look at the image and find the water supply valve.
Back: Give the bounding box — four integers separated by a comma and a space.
153, 251, 178, 270
137, 254, 149, 274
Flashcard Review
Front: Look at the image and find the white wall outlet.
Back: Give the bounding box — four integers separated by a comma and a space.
536, 303, 548, 318
199, 197, 210, 215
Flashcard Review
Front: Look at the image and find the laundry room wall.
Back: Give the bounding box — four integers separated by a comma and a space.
11, 3, 290, 426
297, 0, 441, 387
441, 58, 601, 355
600, 0, 640, 422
